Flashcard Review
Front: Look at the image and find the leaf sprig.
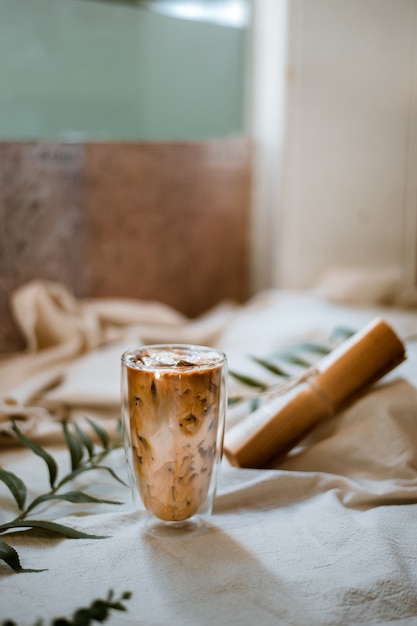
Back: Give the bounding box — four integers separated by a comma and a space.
1, 588, 132, 626
0, 417, 127, 573
228, 326, 356, 406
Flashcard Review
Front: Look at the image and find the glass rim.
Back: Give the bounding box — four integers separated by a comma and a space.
121, 343, 227, 369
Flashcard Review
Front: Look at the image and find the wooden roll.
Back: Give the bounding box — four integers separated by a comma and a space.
223, 318, 406, 468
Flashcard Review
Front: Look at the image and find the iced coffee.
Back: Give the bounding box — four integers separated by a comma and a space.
121, 345, 227, 526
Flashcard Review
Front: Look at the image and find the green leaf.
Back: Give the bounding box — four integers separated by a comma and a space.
0, 539, 45, 573
62, 421, 84, 471
249, 355, 290, 378
287, 341, 331, 356
330, 326, 355, 342
31, 490, 123, 507
0, 519, 108, 539
93, 465, 129, 487
227, 396, 244, 406
249, 396, 261, 412
73, 608, 94, 625
229, 370, 268, 390
12, 422, 58, 488
121, 591, 132, 600
88, 599, 109, 621
0, 467, 27, 510
108, 602, 127, 611
84, 417, 109, 450
0, 539, 23, 572
73, 422, 95, 459
62, 463, 128, 487
274, 351, 312, 368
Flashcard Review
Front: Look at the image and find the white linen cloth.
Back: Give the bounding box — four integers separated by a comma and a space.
1, 278, 417, 625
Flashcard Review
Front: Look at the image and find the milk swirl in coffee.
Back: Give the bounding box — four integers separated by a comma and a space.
125, 347, 224, 522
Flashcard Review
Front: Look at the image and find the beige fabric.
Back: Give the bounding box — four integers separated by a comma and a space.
275, 378, 417, 507
1, 280, 417, 625
314, 265, 403, 305
0, 280, 236, 445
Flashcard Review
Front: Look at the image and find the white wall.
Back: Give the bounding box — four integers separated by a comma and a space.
251, 0, 417, 293
249, 0, 289, 292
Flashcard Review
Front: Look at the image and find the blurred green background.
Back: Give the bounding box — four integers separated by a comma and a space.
0, 0, 249, 140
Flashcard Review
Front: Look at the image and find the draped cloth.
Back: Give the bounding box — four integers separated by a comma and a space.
1, 277, 417, 625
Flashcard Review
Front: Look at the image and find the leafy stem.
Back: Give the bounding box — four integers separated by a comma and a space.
1, 588, 133, 626
0, 417, 127, 572
228, 327, 356, 406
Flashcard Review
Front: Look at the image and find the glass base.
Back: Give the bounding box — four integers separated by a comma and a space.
143, 514, 206, 538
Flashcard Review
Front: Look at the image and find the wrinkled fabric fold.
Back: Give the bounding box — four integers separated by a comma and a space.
0, 280, 237, 443
1, 277, 417, 625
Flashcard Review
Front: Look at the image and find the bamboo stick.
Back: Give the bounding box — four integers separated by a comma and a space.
223, 318, 406, 468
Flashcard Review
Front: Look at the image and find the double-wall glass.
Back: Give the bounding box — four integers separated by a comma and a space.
121, 344, 227, 535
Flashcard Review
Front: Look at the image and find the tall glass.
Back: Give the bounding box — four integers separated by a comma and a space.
121, 344, 227, 536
